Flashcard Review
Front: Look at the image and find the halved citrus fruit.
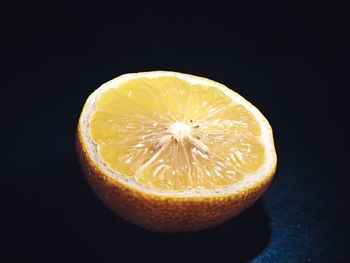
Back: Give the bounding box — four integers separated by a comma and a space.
76, 71, 277, 232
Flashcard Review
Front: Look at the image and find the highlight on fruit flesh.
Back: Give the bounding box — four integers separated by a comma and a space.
90, 76, 265, 191
77, 71, 277, 232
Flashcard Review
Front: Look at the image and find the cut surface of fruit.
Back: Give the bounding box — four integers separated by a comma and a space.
90, 76, 265, 191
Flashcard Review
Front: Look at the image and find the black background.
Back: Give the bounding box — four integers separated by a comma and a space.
2, 2, 349, 263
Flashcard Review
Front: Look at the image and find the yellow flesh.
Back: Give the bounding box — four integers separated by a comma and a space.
90, 76, 265, 191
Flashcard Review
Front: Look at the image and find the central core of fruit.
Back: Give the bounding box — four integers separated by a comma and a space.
90, 76, 265, 191
168, 122, 192, 142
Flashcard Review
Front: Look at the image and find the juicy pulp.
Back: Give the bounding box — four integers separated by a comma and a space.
90, 76, 265, 191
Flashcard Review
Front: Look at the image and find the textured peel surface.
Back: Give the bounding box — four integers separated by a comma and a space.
90, 76, 265, 191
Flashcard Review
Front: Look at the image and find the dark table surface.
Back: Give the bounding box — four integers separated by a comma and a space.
3, 2, 349, 263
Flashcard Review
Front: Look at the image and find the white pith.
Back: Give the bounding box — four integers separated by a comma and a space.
168, 122, 192, 142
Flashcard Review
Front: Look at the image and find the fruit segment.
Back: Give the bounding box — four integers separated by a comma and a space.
90, 76, 265, 190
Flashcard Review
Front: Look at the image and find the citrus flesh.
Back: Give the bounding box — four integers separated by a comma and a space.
90, 76, 265, 191
77, 71, 277, 232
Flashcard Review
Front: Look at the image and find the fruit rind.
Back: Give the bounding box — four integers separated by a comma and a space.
76, 71, 277, 232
